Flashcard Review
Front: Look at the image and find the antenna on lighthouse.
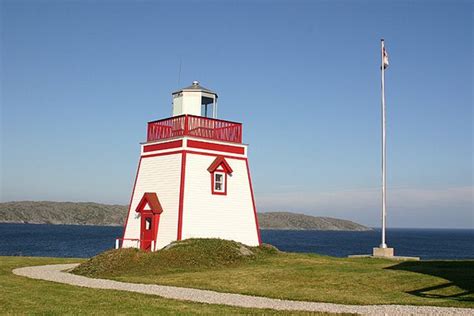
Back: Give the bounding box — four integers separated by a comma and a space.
177, 58, 182, 88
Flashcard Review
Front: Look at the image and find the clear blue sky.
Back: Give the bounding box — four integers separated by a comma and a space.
1, 0, 472, 228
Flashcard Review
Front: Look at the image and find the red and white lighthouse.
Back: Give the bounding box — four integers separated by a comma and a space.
119, 81, 261, 251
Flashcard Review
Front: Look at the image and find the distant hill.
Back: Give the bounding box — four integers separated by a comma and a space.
0, 201, 127, 226
258, 212, 371, 231
0, 202, 370, 231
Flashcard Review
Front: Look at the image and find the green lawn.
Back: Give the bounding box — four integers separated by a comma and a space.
74, 240, 474, 309
0, 256, 332, 315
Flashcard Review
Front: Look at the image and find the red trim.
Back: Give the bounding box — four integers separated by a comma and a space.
184, 115, 189, 134
187, 139, 245, 155
140, 213, 153, 251
127, 191, 163, 252
147, 114, 242, 144
208, 156, 231, 196
142, 150, 184, 159
177, 151, 187, 240
135, 192, 163, 214
207, 156, 233, 174
246, 159, 262, 245
121, 157, 142, 241
185, 150, 247, 160
142, 149, 247, 160
143, 140, 183, 153
149, 114, 241, 126
153, 213, 161, 252
139, 211, 162, 252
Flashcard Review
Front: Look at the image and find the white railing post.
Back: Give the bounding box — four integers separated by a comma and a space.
115, 239, 119, 249
151, 240, 155, 252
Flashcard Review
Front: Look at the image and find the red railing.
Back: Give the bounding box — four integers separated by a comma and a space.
147, 115, 242, 144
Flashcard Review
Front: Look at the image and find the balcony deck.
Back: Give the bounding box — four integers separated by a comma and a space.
147, 115, 242, 144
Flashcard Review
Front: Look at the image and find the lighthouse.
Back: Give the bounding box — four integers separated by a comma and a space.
119, 81, 261, 251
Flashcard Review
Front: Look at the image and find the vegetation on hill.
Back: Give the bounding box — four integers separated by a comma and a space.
0, 201, 370, 231
73, 239, 278, 277
259, 212, 371, 231
73, 239, 473, 308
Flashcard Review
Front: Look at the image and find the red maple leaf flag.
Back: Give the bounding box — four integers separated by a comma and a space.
383, 45, 389, 69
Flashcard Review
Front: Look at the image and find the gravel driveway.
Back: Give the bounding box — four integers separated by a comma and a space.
13, 264, 473, 315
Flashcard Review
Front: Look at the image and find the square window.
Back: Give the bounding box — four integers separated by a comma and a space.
214, 172, 225, 193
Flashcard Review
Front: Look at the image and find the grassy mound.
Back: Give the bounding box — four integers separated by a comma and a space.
73, 238, 278, 277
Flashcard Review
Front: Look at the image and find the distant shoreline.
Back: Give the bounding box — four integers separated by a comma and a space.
1, 202, 473, 230
1, 222, 472, 231
0, 201, 371, 231
0, 220, 123, 227
0, 220, 369, 231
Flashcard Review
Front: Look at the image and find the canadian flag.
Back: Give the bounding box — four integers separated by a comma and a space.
382, 45, 389, 69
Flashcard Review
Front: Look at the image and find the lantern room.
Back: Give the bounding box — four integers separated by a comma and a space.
172, 81, 218, 118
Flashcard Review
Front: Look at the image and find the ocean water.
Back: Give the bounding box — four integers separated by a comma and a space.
0, 223, 472, 260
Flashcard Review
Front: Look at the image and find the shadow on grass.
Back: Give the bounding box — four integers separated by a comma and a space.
387, 260, 474, 303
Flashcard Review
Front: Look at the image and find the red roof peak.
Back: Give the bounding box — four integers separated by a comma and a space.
207, 156, 233, 174
135, 192, 163, 214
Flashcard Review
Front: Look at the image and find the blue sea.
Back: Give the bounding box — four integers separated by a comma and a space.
0, 223, 472, 260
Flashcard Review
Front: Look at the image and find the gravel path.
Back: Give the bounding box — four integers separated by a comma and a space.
13, 264, 473, 315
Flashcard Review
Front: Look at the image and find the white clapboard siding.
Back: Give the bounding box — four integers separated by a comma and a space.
123, 153, 182, 249
181, 153, 259, 246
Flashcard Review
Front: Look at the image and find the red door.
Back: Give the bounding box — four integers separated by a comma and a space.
140, 214, 154, 251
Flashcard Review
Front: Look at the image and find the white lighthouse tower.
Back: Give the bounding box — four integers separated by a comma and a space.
119, 81, 261, 251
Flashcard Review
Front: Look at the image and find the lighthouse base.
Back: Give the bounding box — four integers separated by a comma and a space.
372, 247, 394, 257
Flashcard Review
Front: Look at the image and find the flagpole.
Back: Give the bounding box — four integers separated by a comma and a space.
380, 39, 387, 249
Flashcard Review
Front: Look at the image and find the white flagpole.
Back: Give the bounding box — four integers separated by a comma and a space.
380, 39, 387, 248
